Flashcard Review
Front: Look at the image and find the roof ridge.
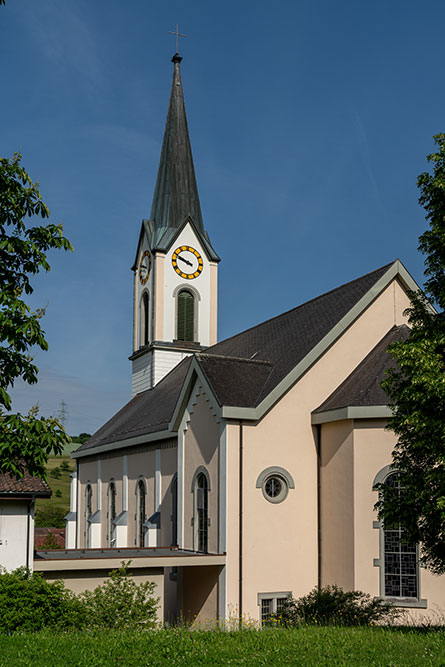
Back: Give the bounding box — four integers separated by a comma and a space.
197, 353, 272, 366
207, 261, 396, 351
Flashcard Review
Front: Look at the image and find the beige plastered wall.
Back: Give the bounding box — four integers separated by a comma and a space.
353, 419, 445, 620
180, 565, 222, 624
77, 439, 177, 549
320, 420, 354, 590
225, 279, 411, 624
183, 386, 220, 554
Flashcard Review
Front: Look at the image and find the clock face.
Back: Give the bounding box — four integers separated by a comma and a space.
139, 250, 152, 284
171, 246, 203, 280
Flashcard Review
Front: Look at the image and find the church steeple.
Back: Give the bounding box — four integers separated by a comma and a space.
149, 54, 205, 244
131, 53, 219, 395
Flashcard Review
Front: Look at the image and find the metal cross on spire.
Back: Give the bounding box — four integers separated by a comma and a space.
169, 24, 186, 54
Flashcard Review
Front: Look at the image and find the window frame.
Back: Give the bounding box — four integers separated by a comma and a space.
256, 466, 295, 504
257, 592, 291, 625
107, 480, 117, 547
135, 478, 147, 547
192, 467, 210, 553
85, 483, 93, 548
139, 290, 150, 347
373, 466, 427, 608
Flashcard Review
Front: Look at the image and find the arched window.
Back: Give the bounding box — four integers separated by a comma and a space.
171, 475, 178, 546
85, 484, 93, 548
107, 481, 117, 547
136, 479, 146, 547
382, 472, 418, 599
194, 472, 208, 553
373, 468, 421, 602
177, 290, 194, 342
140, 291, 149, 347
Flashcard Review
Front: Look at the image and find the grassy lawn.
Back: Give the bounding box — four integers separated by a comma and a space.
35, 456, 75, 522
0, 627, 444, 666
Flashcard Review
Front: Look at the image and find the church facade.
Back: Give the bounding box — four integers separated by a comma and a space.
55, 54, 445, 624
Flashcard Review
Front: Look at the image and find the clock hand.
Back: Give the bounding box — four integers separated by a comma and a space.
178, 255, 193, 267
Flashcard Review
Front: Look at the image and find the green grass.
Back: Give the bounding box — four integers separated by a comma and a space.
0, 627, 444, 666
35, 456, 75, 518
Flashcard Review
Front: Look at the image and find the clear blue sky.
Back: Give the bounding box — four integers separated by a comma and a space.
2, 1, 444, 434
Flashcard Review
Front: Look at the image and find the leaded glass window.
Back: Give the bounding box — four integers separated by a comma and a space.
108, 481, 117, 547
136, 480, 146, 547
383, 473, 418, 598
194, 472, 208, 553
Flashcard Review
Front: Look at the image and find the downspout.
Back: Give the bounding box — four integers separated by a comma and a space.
26, 498, 31, 570
75, 459, 79, 549
316, 424, 322, 589
239, 421, 243, 626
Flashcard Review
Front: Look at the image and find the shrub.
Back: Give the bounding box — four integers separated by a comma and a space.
0, 568, 84, 633
50, 467, 62, 479
79, 561, 159, 629
35, 505, 67, 528
60, 461, 71, 472
274, 585, 401, 627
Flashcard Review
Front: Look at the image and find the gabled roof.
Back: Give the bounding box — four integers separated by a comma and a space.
74, 260, 416, 458
312, 324, 410, 424
146, 55, 218, 261
203, 262, 394, 406
0, 470, 51, 498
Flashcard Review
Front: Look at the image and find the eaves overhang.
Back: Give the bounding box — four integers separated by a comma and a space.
311, 405, 393, 425
71, 429, 177, 459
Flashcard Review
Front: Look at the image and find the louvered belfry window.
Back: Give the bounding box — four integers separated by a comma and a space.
177, 290, 194, 342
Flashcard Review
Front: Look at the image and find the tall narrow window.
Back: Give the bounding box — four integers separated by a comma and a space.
383, 472, 418, 598
136, 480, 146, 547
194, 472, 208, 553
108, 481, 117, 547
177, 290, 194, 342
171, 476, 178, 546
85, 484, 93, 548
140, 292, 149, 346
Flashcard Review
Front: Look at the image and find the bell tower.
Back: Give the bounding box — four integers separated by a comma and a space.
130, 54, 220, 396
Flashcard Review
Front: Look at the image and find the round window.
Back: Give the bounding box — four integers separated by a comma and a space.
262, 474, 288, 504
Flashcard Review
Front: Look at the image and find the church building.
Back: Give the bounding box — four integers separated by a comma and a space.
35, 53, 445, 624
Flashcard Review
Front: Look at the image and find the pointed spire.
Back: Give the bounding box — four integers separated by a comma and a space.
149, 54, 205, 239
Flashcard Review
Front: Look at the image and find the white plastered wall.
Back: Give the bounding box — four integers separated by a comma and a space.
0, 500, 33, 571
163, 224, 214, 346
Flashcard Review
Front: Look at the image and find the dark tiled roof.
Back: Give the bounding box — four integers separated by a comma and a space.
197, 355, 273, 407
77, 262, 395, 453
0, 470, 51, 497
313, 324, 410, 413
77, 357, 191, 451
205, 262, 394, 405
147, 57, 219, 261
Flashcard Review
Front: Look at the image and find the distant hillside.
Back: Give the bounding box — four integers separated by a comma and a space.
35, 456, 75, 528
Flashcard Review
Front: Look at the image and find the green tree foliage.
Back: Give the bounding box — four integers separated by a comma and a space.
35, 505, 67, 529
273, 586, 399, 627
378, 134, 445, 573
0, 153, 72, 478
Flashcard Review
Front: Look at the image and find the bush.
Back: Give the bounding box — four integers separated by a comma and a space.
79, 561, 159, 629
35, 505, 67, 528
274, 586, 401, 627
40, 531, 64, 550
0, 568, 84, 633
